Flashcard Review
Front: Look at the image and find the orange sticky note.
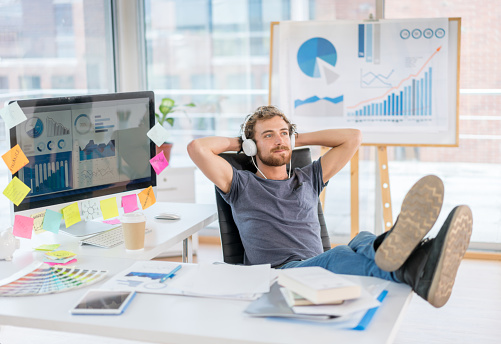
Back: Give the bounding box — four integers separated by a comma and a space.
138, 186, 156, 210
2, 144, 29, 174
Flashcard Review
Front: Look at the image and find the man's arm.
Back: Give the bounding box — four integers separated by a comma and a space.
294, 129, 362, 183
187, 136, 241, 193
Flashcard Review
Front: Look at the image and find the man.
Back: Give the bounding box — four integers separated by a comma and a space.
187, 105, 473, 308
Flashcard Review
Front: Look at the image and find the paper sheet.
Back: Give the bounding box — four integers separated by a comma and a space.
80, 199, 102, 221
121, 194, 139, 213
102, 261, 272, 301
138, 186, 156, 210
62, 203, 81, 228
3, 176, 31, 206
13, 215, 34, 239
100, 197, 119, 220
0, 102, 27, 129
149, 151, 169, 175
2, 144, 29, 174
30, 211, 46, 234
147, 123, 170, 147
43, 209, 63, 234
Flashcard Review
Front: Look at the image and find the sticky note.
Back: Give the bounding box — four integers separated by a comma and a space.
100, 197, 119, 220
45, 250, 76, 259
45, 258, 77, 266
138, 186, 156, 210
0, 102, 27, 129
3, 176, 31, 206
35, 244, 60, 251
13, 215, 34, 239
30, 210, 46, 234
43, 209, 63, 234
122, 194, 138, 214
150, 151, 169, 175
62, 203, 81, 228
2, 144, 29, 174
147, 123, 170, 147
103, 218, 121, 225
80, 199, 102, 221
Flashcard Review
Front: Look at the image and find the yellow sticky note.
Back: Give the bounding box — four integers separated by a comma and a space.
62, 203, 81, 228
30, 210, 46, 234
138, 186, 156, 210
100, 197, 119, 220
2, 144, 29, 174
3, 176, 31, 206
46, 250, 76, 259
35, 244, 60, 251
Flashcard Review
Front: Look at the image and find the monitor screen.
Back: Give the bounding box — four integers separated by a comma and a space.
9, 91, 156, 212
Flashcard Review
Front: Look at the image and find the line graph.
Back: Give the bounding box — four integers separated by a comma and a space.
77, 156, 118, 187
361, 69, 394, 88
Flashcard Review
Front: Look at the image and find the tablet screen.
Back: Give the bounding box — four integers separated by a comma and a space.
71, 290, 135, 315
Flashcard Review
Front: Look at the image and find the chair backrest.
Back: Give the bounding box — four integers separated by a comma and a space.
215, 147, 331, 264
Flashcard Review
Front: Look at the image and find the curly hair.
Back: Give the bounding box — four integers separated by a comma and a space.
241, 105, 296, 140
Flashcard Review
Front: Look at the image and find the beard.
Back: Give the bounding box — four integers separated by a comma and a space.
257, 146, 291, 167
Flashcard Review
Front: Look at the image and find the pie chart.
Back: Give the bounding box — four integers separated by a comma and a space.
25, 117, 44, 138
297, 37, 337, 78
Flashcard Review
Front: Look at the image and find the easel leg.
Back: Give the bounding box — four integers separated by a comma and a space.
377, 146, 393, 232
351, 149, 359, 239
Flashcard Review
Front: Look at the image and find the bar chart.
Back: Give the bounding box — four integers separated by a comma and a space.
347, 67, 433, 121
21, 152, 72, 195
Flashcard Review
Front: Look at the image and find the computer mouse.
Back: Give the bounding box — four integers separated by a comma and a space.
154, 213, 181, 220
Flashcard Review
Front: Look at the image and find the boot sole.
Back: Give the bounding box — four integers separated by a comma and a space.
427, 205, 473, 308
375, 175, 444, 272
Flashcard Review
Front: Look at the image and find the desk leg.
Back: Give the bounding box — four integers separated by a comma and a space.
182, 235, 193, 263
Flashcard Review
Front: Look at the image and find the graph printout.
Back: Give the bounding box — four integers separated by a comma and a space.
279, 18, 451, 139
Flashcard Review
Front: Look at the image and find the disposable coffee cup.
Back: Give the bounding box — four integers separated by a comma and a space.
121, 212, 147, 251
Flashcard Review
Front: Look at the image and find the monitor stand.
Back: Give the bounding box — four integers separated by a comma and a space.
59, 221, 119, 237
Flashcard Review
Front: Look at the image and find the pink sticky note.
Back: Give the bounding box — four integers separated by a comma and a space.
149, 151, 169, 175
103, 219, 121, 225
13, 215, 34, 239
45, 258, 77, 266
121, 194, 139, 214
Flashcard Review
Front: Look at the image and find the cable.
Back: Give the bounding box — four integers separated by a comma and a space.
251, 156, 267, 179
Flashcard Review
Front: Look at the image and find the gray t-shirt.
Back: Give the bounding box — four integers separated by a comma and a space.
217, 158, 327, 267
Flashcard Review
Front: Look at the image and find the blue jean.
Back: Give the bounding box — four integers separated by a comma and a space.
279, 231, 400, 282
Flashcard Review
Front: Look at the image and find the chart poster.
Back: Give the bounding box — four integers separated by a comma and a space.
278, 18, 452, 143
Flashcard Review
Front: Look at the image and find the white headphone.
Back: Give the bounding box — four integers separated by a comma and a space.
241, 114, 296, 179
241, 115, 295, 157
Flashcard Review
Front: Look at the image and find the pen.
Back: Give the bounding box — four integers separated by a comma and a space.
160, 265, 182, 283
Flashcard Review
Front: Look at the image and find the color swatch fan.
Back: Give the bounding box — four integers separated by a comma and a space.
0, 262, 107, 296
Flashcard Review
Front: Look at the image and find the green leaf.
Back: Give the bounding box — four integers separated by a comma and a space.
165, 117, 175, 126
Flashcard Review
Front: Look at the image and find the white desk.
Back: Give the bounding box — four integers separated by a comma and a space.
19, 202, 217, 262
0, 254, 413, 344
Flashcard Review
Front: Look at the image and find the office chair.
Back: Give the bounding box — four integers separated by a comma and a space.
215, 147, 331, 265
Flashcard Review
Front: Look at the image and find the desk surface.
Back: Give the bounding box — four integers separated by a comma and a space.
18, 202, 217, 261
0, 254, 412, 344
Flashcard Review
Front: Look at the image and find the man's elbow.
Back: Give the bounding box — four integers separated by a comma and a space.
187, 139, 203, 161
351, 129, 362, 148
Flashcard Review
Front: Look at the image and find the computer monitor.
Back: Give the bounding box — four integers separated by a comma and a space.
8, 91, 156, 236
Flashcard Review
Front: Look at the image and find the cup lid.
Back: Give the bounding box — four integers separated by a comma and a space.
121, 212, 146, 223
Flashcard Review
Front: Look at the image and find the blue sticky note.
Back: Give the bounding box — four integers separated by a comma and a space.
43, 209, 63, 234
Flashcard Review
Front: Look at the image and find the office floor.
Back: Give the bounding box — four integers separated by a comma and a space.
1, 242, 500, 344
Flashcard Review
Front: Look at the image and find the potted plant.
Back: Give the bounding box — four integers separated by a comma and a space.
155, 97, 195, 162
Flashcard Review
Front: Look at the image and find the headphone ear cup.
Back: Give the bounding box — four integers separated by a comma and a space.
242, 139, 257, 156
290, 134, 295, 150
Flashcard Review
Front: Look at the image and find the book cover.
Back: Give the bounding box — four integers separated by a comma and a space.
280, 287, 344, 307
278, 267, 361, 304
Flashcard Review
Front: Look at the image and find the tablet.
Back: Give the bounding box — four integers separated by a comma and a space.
70, 290, 136, 315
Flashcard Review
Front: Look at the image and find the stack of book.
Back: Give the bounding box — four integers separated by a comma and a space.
245, 266, 387, 329
278, 266, 362, 307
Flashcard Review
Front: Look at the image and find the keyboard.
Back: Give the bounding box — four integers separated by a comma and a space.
80, 226, 151, 249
